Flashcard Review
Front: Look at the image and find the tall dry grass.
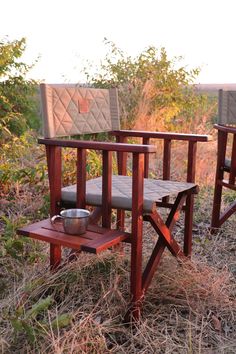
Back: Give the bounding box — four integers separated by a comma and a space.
0, 203, 235, 353
1, 97, 236, 353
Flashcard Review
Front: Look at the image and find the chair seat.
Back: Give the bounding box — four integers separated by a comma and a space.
61, 175, 196, 213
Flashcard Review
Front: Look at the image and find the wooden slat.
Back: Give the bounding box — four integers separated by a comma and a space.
46, 145, 62, 216
130, 153, 144, 320
111, 130, 211, 142
156, 201, 186, 210
81, 229, 129, 254
17, 219, 53, 236
116, 135, 127, 231
211, 129, 228, 228
143, 137, 150, 178
116, 135, 127, 175
162, 139, 171, 203
229, 134, 236, 184
42, 225, 105, 241
187, 141, 197, 183
214, 124, 236, 134
38, 138, 157, 153
219, 180, 236, 191
22, 228, 92, 248
102, 150, 112, 228
18, 219, 111, 236
163, 139, 171, 180
87, 224, 109, 234
77, 149, 86, 208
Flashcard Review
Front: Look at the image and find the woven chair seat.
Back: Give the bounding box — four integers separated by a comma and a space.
62, 175, 196, 213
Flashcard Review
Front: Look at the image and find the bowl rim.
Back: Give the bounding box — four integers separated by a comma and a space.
60, 208, 90, 219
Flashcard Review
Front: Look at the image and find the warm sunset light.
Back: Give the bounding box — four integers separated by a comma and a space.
1, 1, 236, 352
2, 0, 236, 84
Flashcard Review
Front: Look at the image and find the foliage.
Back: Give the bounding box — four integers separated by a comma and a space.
85, 40, 208, 131
0, 132, 48, 260
0, 214, 26, 258
0, 132, 47, 196
10, 295, 72, 343
0, 37, 39, 141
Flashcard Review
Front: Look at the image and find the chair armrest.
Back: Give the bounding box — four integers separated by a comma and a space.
112, 129, 211, 184
214, 124, 236, 134
38, 138, 157, 154
111, 130, 212, 142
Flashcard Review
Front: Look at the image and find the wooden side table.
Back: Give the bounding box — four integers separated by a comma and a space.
17, 219, 130, 268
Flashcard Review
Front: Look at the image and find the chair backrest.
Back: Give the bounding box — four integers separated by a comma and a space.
40, 84, 120, 138
218, 89, 236, 125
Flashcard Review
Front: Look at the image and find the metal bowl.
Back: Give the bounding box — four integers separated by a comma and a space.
51, 209, 90, 235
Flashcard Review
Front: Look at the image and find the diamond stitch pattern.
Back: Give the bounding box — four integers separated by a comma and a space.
41, 85, 119, 138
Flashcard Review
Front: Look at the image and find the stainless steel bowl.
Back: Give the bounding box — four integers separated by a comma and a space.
51, 209, 90, 235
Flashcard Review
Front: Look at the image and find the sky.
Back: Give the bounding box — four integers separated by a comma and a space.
1, 0, 236, 84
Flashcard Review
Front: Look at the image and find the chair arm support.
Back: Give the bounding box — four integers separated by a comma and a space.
38, 138, 157, 154
214, 124, 236, 134
111, 130, 212, 142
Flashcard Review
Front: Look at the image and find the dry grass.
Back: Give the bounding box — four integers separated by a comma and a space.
1, 130, 236, 353
0, 207, 235, 353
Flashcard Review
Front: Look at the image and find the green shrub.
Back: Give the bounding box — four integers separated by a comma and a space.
0, 37, 40, 141
0, 132, 47, 195
84, 40, 208, 131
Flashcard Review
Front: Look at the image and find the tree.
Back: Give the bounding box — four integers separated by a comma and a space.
0, 37, 39, 141
85, 40, 207, 131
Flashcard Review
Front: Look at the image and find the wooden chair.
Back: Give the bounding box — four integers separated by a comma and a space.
211, 90, 236, 229
19, 83, 210, 320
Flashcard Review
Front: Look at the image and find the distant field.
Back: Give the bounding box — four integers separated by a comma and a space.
195, 83, 236, 96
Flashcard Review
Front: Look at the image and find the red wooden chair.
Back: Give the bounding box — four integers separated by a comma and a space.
211, 90, 236, 229
19, 83, 210, 320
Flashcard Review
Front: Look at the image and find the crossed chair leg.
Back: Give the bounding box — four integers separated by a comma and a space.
127, 186, 198, 321
50, 187, 198, 322
211, 183, 236, 229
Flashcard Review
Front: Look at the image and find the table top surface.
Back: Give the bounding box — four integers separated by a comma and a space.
17, 219, 130, 254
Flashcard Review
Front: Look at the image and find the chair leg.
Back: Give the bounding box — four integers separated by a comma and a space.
117, 209, 125, 230
127, 153, 145, 321
128, 223, 144, 321
184, 194, 194, 257
50, 244, 61, 270
219, 200, 236, 225
211, 180, 224, 229
142, 237, 166, 293
146, 211, 184, 258
211, 128, 227, 229
211, 183, 223, 229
